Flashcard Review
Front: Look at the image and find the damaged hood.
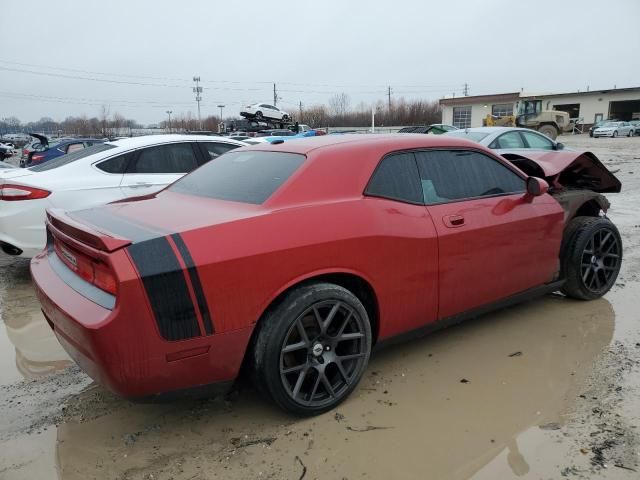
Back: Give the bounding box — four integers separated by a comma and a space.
501, 150, 621, 193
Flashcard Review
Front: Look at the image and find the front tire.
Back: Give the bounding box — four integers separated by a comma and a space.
561, 217, 622, 300
613, 130, 618, 138
255, 111, 263, 119
253, 283, 372, 416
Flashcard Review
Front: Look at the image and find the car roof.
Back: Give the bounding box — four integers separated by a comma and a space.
243, 133, 482, 156
106, 134, 243, 149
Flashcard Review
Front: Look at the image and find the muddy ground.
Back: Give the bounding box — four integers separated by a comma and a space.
1, 134, 639, 480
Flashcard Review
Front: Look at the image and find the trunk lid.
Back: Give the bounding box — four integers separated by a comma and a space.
53, 191, 266, 250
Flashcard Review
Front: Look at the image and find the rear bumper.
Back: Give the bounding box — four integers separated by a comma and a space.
0, 198, 48, 257
31, 248, 254, 399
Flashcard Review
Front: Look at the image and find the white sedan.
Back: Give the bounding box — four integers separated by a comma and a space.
593, 121, 635, 138
240, 103, 290, 122
0, 135, 245, 258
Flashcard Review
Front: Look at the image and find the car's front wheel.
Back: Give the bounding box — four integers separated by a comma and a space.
613, 130, 618, 138
561, 216, 622, 300
628, 129, 634, 137
253, 283, 372, 415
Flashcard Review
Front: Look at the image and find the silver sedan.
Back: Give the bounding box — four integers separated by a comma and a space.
442, 127, 566, 153
593, 121, 635, 138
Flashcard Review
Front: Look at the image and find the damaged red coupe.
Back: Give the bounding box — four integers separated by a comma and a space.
31, 135, 622, 415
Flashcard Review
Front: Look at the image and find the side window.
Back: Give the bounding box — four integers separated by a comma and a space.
521, 131, 554, 149
129, 143, 198, 174
96, 154, 129, 174
492, 132, 525, 149
66, 143, 85, 153
415, 150, 525, 204
202, 142, 240, 161
365, 152, 422, 204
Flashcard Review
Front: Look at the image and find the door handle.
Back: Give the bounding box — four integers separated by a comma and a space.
443, 214, 465, 228
130, 182, 152, 188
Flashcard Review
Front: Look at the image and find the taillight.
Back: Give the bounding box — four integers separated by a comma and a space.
31, 154, 45, 163
54, 240, 117, 295
0, 184, 51, 201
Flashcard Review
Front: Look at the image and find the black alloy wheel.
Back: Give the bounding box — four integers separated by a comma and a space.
253, 283, 372, 415
561, 216, 622, 300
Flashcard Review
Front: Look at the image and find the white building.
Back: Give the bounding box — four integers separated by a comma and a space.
440, 87, 640, 129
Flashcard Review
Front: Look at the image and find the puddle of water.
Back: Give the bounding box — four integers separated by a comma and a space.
0, 289, 619, 480
0, 255, 70, 385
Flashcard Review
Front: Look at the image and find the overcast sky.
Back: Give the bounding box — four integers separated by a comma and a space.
1, 0, 639, 124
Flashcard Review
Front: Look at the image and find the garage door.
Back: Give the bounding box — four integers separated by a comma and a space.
609, 100, 640, 121
453, 106, 471, 129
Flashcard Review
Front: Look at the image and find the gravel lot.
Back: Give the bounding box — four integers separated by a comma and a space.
0, 134, 639, 480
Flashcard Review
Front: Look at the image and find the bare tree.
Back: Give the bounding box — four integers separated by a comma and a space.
328, 93, 351, 118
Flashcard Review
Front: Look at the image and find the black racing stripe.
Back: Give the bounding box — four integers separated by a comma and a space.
128, 237, 201, 341
171, 233, 214, 335
73, 208, 161, 243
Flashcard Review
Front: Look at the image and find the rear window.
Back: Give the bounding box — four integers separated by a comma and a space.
169, 151, 305, 204
30, 143, 115, 171
443, 131, 490, 142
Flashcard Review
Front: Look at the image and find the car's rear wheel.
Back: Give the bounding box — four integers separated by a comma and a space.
255, 111, 263, 119
253, 283, 372, 415
628, 129, 633, 137
561, 216, 622, 300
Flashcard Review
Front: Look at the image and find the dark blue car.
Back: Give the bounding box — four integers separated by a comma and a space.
24, 133, 105, 167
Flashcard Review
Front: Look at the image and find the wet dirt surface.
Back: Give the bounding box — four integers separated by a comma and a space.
1, 135, 639, 479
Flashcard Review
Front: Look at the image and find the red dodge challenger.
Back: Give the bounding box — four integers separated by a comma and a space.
31, 134, 622, 415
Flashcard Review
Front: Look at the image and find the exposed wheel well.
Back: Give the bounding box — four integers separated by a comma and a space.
574, 199, 602, 218
237, 273, 380, 380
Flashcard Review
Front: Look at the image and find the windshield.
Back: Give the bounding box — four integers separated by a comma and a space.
169, 150, 305, 204
443, 131, 490, 142
601, 122, 620, 127
29, 143, 116, 172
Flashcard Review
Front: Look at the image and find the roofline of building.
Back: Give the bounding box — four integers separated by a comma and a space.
439, 93, 520, 106
439, 86, 640, 106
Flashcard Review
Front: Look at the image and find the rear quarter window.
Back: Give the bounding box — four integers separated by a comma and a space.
169, 151, 305, 204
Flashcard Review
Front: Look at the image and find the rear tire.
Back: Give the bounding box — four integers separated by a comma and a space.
628, 129, 633, 137
252, 283, 372, 416
538, 124, 558, 140
255, 111, 263, 119
560, 216, 622, 300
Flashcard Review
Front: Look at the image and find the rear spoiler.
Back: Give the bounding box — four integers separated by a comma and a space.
46, 208, 131, 252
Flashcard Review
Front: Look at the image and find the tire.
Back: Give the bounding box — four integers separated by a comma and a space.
613, 130, 618, 138
282, 114, 290, 122
255, 111, 263, 119
252, 283, 372, 416
628, 129, 634, 137
538, 124, 558, 140
560, 216, 622, 300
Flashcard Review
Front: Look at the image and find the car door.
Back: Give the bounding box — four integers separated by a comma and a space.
119, 142, 200, 197
415, 149, 564, 320
521, 131, 555, 149
363, 152, 439, 336
490, 131, 526, 149
198, 141, 242, 165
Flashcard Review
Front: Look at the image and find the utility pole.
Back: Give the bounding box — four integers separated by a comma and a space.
165, 110, 172, 133
387, 86, 392, 112
193, 76, 203, 129
463, 83, 469, 96
273, 83, 278, 106
299, 101, 303, 121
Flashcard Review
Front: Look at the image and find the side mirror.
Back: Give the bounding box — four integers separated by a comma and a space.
525, 177, 549, 198
555, 142, 565, 150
